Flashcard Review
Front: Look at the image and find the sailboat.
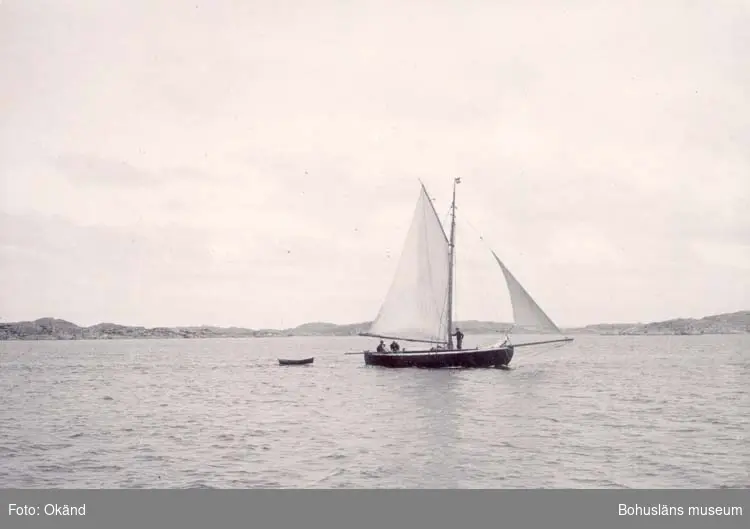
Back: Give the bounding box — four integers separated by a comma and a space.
360, 178, 572, 368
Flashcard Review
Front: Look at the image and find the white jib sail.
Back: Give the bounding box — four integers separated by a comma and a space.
367, 185, 451, 343
491, 251, 563, 335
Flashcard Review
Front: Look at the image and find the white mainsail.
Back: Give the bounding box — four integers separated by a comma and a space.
365, 184, 451, 344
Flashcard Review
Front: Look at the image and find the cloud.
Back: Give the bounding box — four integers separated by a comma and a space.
52, 153, 228, 189
0, 0, 748, 327
53, 154, 155, 187
0, 211, 396, 327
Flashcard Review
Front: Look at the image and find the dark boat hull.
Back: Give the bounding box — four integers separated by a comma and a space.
363, 346, 514, 368
278, 357, 314, 366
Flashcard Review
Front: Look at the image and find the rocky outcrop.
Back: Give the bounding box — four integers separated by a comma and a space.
1, 311, 747, 340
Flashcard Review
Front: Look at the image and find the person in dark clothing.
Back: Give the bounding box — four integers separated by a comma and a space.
389, 341, 400, 352
453, 327, 464, 350
376, 340, 386, 353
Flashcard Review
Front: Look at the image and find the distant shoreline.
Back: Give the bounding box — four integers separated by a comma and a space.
0, 311, 748, 340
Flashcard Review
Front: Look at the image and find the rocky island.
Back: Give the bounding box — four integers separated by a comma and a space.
0, 311, 747, 341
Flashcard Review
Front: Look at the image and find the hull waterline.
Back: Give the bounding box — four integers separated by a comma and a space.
363, 346, 514, 368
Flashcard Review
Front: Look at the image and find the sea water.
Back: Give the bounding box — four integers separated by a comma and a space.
1, 334, 747, 488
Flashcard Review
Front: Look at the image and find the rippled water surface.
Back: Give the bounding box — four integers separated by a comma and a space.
1, 334, 748, 488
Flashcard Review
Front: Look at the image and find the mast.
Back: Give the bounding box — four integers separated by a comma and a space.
446, 177, 460, 349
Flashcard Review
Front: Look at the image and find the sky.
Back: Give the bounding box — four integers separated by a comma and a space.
0, 0, 748, 328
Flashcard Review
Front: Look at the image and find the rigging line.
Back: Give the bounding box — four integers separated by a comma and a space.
452, 205, 457, 328
453, 248, 457, 328
422, 206, 442, 340
454, 207, 519, 335
518, 341, 567, 359
458, 206, 562, 335
422, 200, 450, 342
455, 206, 493, 252
424, 188, 453, 340
437, 204, 452, 337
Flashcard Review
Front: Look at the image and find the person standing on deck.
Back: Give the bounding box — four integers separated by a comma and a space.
376, 340, 386, 353
453, 327, 464, 350
389, 341, 400, 352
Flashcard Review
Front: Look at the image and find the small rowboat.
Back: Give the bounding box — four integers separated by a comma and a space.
278, 357, 314, 366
